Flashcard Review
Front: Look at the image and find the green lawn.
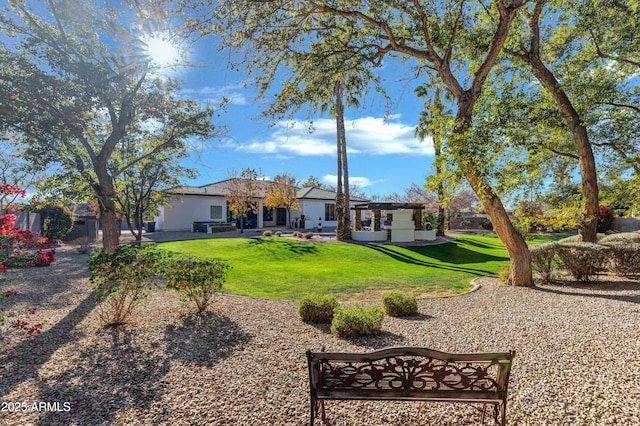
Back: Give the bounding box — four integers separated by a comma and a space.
158, 233, 560, 300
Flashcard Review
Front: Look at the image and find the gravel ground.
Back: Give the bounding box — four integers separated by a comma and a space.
1, 243, 640, 426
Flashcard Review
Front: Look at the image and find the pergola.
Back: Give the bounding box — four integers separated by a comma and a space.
351, 202, 426, 231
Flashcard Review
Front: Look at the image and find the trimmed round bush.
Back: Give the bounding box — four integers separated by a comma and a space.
530, 242, 559, 283
262, 230, 273, 237
555, 242, 609, 281
275, 231, 283, 237
603, 242, 640, 277
330, 305, 384, 337
382, 292, 418, 317
36, 204, 73, 241
600, 232, 640, 244
298, 294, 338, 323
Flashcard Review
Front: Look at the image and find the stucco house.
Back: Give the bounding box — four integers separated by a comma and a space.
154, 179, 368, 232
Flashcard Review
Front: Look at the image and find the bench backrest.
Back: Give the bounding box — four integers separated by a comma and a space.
307, 347, 515, 399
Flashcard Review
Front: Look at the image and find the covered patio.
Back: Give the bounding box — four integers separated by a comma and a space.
351, 202, 437, 243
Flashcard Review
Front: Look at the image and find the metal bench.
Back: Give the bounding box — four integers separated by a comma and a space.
306, 346, 515, 425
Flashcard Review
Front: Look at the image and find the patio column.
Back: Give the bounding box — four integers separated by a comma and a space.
373, 210, 381, 231
354, 211, 362, 231
413, 209, 422, 230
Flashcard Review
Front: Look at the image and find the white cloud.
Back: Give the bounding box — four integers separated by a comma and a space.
236, 116, 434, 156
321, 174, 386, 189
180, 85, 247, 106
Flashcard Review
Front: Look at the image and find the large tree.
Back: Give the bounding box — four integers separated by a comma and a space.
220, 0, 534, 285
502, 0, 600, 242
263, 173, 301, 229
113, 136, 197, 240
225, 168, 261, 233
0, 0, 216, 252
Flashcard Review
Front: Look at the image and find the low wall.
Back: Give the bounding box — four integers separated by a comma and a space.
351, 230, 387, 242
415, 230, 437, 241
611, 217, 640, 233
0, 210, 41, 233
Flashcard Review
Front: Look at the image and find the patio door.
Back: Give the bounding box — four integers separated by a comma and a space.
276, 208, 287, 226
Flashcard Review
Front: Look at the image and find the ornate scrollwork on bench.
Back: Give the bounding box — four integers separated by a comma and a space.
306, 347, 515, 426
321, 356, 502, 392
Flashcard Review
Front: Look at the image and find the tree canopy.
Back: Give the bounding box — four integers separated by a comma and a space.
0, 0, 217, 251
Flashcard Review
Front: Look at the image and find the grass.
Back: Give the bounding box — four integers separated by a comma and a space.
158, 233, 563, 300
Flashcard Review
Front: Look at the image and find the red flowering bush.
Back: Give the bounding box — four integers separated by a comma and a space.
0, 185, 56, 270
597, 205, 615, 233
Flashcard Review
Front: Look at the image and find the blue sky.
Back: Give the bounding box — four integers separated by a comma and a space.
170, 37, 436, 199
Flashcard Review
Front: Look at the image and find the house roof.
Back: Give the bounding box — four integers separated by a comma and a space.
167, 179, 369, 202
352, 202, 425, 211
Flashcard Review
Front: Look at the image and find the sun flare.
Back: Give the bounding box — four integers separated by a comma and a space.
143, 34, 180, 67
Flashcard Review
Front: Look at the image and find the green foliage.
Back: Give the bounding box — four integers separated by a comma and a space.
604, 243, 640, 277
510, 218, 534, 241
163, 255, 230, 313
297, 294, 339, 323
262, 230, 273, 237
381, 292, 418, 317
529, 242, 558, 283
422, 211, 438, 229
497, 264, 511, 283
331, 305, 384, 337
555, 242, 609, 282
89, 244, 165, 326
34, 204, 73, 241
0, 1, 217, 252
275, 231, 283, 237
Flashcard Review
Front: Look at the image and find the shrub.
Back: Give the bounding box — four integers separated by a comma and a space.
303, 232, 314, 239
262, 230, 273, 237
480, 218, 493, 230
558, 234, 606, 243
597, 206, 615, 233
555, 242, 609, 281
164, 255, 230, 313
558, 235, 581, 243
600, 232, 640, 244
71, 236, 95, 254
275, 231, 283, 237
0, 213, 56, 269
603, 242, 640, 277
298, 294, 338, 323
382, 292, 418, 317
89, 244, 165, 326
331, 305, 384, 337
292, 231, 301, 237
35, 204, 73, 241
530, 242, 558, 283
498, 263, 511, 284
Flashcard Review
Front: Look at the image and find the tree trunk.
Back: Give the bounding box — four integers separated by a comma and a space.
453, 107, 533, 287
480, 185, 532, 287
527, 55, 599, 242
341, 108, 352, 241
433, 87, 446, 237
95, 168, 120, 252
100, 199, 120, 253
334, 80, 351, 241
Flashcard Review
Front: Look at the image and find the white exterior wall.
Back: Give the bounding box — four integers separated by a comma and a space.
158, 196, 228, 231
300, 200, 363, 230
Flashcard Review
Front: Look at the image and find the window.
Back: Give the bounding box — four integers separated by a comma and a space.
210, 205, 223, 220
325, 203, 336, 221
